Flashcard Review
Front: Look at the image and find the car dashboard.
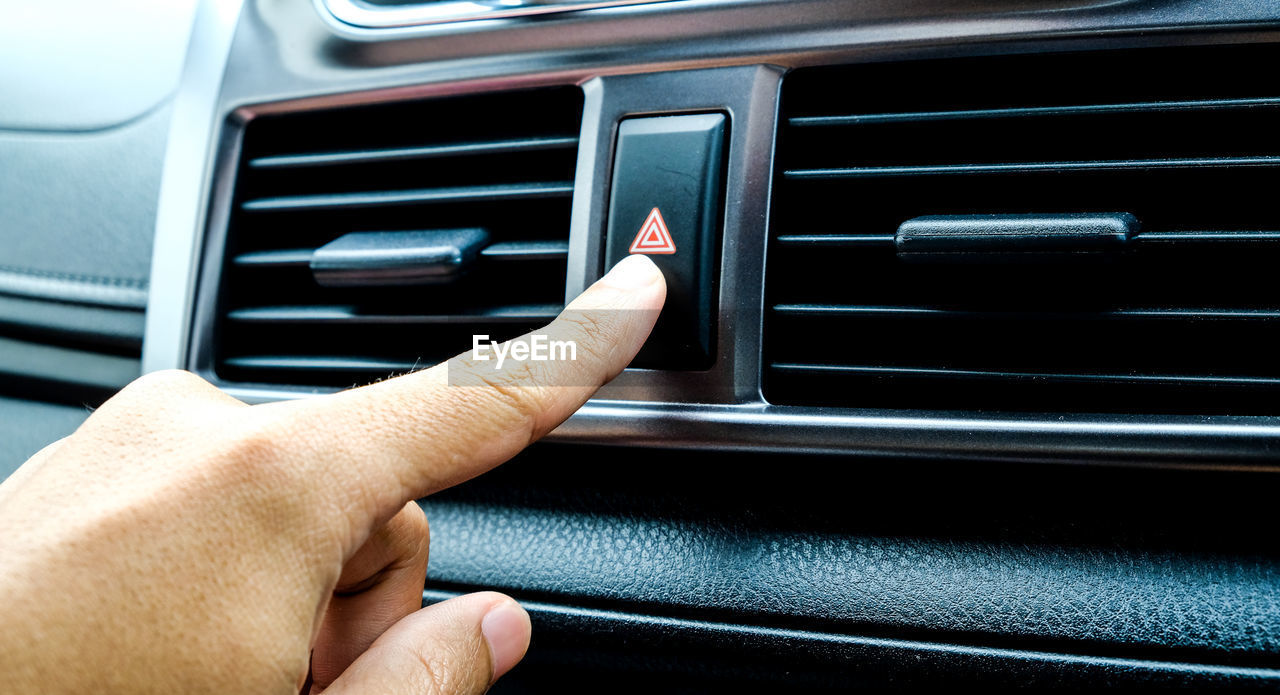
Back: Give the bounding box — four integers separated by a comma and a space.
4, 0, 1280, 690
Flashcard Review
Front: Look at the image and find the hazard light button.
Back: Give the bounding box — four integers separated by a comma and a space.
604, 113, 726, 369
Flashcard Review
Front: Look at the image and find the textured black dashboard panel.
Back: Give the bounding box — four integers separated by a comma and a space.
421, 444, 1280, 684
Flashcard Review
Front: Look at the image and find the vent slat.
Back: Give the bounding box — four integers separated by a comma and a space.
232, 249, 313, 268
775, 232, 1280, 250
774, 231, 1280, 250
787, 96, 1280, 127
231, 241, 570, 270
480, 240, 569, 261
241, 181, 575, 212
770, 363, 1280, 389
785, 156, 1280, 180
248, 136, 579, 169
224, 355, 421, 373
1135, 231, 1280, 244
227, 304, 561, 325
772, 305, 1280, 321
765, 46, 1280, 414
775, 234, 896, 247
213, 86, 583, 387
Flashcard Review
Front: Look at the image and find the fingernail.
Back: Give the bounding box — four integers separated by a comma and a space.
481, 600, 531, 682
601, 254, 662, 290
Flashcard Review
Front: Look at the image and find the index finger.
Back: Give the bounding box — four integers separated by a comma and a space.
274, 254, 665, 536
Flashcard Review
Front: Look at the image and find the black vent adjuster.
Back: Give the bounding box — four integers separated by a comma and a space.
212, 86, 583, 387
895, 213, 1138, 262
311, 229, 490, 287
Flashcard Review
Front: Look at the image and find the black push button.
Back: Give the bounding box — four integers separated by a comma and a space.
604, 113, 725, 369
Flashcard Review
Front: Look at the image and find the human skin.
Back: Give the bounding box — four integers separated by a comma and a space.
0, 254, 666, 694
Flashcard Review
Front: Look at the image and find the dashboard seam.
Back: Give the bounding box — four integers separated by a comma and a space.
0, 266, 149, 289
0, 268, 150, 310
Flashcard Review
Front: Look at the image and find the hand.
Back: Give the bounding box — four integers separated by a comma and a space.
0, 255, 666, 694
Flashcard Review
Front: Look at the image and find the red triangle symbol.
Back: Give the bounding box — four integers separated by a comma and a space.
628, 207, 677, 255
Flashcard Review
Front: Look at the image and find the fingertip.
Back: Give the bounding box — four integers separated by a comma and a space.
601, 253, 665, 291
320, 592, 532, 695
479, 596, 531, 682
567, 255, 666, 318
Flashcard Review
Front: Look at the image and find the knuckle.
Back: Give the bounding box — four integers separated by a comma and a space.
557, 312, 619, 363
115, 369, 204, 402
561, 310, 615, 343
85, 371, 233, 447
413, 505, 431, 563
411, 647, 454, 695
385, 502, 431, 563
503, 353, 541, 383
406, 634, 489, 695
107, 369, 242, 422
453, 351, 549, 414
210, 416, 294, 486
481, 373, 549, 425
469, 375, 547, 448
408, 501, 430, 542
127, 368, 206, 393
203, 414, 342, 539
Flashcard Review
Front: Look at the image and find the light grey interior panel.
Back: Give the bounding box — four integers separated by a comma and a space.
0, 0, 196, 131
0, 0, 197, 349
0, 106, 170, 311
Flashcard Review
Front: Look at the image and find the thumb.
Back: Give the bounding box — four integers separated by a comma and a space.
322, 592, 531, 695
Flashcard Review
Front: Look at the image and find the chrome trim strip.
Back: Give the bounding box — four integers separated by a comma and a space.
320, 0, 680, 29
218, 384, 1280, 468
550, 403, 1280, 469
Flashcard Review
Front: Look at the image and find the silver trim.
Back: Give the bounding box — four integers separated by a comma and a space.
217, 387, 1280, 470
142, 0, 245, 375
567, 65, 781, 404
321, 0, 680, 28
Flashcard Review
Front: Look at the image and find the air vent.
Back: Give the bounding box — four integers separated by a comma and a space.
764, 45, 1280, 414
213, 87, 583, 387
